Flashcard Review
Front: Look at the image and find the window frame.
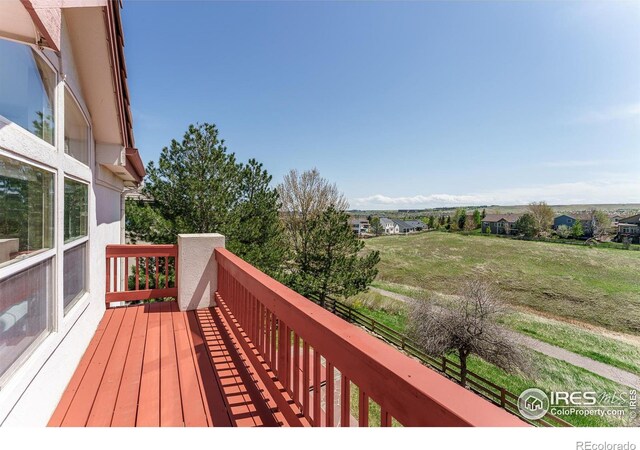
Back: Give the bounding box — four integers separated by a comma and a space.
63, 175, 89, 245
63, 86, 90, 167
0, 148, 57, 276
0, 39, 58, 148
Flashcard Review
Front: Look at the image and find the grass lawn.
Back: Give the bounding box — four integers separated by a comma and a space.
344, 292, 635, 427
350, 287, 640, 376
363, 232, 640, 335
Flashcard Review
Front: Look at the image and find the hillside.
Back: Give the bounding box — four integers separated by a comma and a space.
364, 232, 640, 334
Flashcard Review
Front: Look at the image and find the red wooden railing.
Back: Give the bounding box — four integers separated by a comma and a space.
215, 247, 526, 427
105, 244, 178, 304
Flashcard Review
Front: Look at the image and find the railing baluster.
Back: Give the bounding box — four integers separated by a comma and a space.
105, 257, 111, 295
277, 323, 289, 388
313, 349, 321, 425
359, 391, 369, 427
155, 257, 159, 290
341, 374, 350, 427
381, 408, 391, 427
293, 333, 300, 407
164, 255, 169, 289
270, 312, 277, 368
265, 309, 272, 365
326, 362, 334, 427
124, 257, 128, 291
114, 256, 118, 292
145, 257, 149, 289
135, 256, 139, 290
303, 341, 310, 420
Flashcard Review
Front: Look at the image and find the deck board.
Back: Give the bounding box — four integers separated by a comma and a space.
47, 310, 115, 426
111, 304, 149, 426
50, 302, 292, 427
61, 307, 127, 426
136, 302, 161, 426
86, 307, 138, 426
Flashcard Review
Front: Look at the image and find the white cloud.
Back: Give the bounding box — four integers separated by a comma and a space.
351, 177, 640, 209
572, 103, 640, 125
540, 159, 626, 169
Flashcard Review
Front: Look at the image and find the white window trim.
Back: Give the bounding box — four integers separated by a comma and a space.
62, 84, 91, 171
0, 43, 58, 150
62, 240, 89, 317
0, 255, 55, 389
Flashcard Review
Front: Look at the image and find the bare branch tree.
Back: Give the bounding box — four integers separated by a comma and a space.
590, 209, 611, 241
277, 168, 349, 257
407, 278, 530, 386
527, 201, 554, 236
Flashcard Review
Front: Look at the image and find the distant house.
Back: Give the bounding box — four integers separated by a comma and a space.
380, 218, 400, 234
610, 214, 624, 227
481, 214, 522, 235
617, 214, 640, 244
392, 219, 416, 233
349, 217, 370, 236
405, 220, 427, 231
553, 214, 594, 236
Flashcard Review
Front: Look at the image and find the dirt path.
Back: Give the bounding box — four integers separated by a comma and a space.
370, 287, 640, 389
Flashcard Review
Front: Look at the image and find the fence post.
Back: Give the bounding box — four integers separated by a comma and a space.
441, 356, 447, 374
500, 388, 506, 407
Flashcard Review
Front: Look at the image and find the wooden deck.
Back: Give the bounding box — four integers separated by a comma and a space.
49, 302, 290, 427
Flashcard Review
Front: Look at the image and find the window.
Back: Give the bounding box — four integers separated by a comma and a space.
64, 89, 89, 164
0, 155, 55, 269
64, 178, 88, 243
0, 39, 56, 145
0, 258, 53, 379
63, 242, 86, 314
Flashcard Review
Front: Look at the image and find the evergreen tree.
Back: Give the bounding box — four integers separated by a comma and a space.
370, 216, 384, 236
284, 206, 380, 304
126, 123, 284, 276
514, 213, 536, 237
473, 209, 482, 228
482, 208, 487, 219
572, 221, 584, 238
428, 215, 436, 229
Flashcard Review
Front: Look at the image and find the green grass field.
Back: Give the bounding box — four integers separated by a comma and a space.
344, 293, 636, 427
363, 232, 640, 335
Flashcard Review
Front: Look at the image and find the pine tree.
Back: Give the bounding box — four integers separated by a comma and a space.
284, 206, 380, 304
473, 209, 482, 228
126, 123, 284, 276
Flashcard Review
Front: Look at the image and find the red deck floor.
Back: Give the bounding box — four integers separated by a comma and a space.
48, 302, 290, 427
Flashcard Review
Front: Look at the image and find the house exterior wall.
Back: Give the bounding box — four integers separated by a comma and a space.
482, 220, 516, 235
0, 6, 132, 426
553, 215, 577, 229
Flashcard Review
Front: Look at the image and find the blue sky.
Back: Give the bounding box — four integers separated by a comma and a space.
123, 1, 640, 209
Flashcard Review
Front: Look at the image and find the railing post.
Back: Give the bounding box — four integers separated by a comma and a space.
177, 233, 225, 311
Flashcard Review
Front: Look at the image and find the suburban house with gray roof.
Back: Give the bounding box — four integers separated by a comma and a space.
553, 213, 594, 236
481, 214, 522, 235
392, 219, 416, 233
617, 214, 640, 244
380, 217, 399, 234
405, 220, 427, 231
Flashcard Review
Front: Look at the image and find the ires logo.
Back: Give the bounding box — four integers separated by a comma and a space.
551, 391, 597, 406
